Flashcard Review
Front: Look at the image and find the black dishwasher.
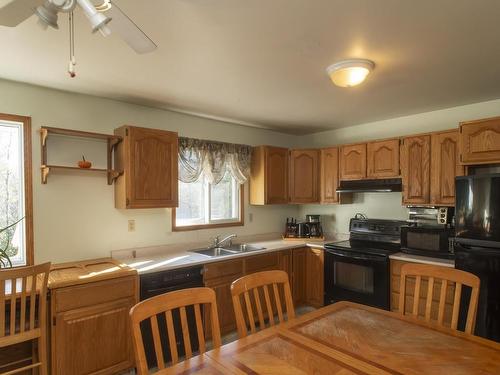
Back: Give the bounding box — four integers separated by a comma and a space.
139, 266, 204, 368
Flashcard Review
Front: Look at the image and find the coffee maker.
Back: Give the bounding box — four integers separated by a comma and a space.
305, 215, 323, 238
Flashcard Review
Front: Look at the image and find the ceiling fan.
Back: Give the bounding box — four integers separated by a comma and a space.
0, 0, 157, 75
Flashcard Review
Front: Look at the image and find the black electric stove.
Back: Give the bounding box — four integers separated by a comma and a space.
324, 218, 406, 310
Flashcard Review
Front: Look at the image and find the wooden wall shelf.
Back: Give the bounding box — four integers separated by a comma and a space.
40, 126, 123, 185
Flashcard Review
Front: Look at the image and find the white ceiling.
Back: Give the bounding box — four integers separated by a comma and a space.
1, 0, 500, 134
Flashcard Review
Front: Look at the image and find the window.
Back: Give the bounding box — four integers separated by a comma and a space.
0, 114, 32, 267
173, 171, 243, 230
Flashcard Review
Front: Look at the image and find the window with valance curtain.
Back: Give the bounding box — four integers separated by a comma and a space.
174, 137, 252, 230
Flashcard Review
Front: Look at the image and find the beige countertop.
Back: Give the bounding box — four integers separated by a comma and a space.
389, 252, 455, 268
115, 235, 347, 275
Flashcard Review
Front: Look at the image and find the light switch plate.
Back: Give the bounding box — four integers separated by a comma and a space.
128, 219, 136, 232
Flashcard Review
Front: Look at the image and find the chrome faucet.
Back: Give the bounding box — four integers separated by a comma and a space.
212, 234, 237, 248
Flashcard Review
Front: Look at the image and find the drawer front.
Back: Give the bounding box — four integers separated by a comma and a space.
203, 259, 244, 282
245, 253, 280, 274
54, 276, 137, 313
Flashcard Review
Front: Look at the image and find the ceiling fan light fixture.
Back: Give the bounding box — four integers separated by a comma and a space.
77, 0, 111, 36
35, 2, 60, 29
326, 59, 375, 87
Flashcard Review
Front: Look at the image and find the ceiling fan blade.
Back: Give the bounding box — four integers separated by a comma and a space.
0, 0, 43, 27
104, 1, 157, 54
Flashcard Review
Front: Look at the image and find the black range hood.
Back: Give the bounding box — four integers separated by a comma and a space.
336, 178, 402, 193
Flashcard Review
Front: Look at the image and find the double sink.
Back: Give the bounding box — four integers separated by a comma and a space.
190, 243, 266, 258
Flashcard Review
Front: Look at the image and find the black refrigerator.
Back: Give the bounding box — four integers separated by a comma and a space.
455, 174, 500, 342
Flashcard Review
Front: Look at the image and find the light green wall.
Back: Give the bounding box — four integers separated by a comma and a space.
299, 98, 500, 235
0, 79, 300, 263
2, 77, 500, 262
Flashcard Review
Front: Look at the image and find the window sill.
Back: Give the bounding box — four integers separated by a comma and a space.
172, 219, 244, 232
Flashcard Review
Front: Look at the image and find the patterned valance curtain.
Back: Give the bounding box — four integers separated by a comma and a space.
178, 137, 252, 185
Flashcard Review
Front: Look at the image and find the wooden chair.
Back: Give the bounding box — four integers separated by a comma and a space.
0, 262, 51, 375
399, 263, 480, 334
129, 287, 221, 374
231, 270, 295, 338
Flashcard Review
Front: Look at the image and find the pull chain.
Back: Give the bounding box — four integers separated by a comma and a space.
68, 11, 76, 77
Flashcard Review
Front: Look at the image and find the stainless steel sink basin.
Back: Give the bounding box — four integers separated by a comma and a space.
223, 244, 266, 253
189, 244, 266, 257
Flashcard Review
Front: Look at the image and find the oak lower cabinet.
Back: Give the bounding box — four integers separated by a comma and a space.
390, 260, 455, 327
305, 248, 324, 308
289, 149, 320, 203
250, 146, 289, 205
401, 135, 431, 205
50, 275, 138, 375
203, 259, 244, 336
459, 116, 500, 165
291, 248, 308, 306
431, 130, 464, 206
114, 125, 178, 209
339, 143, 367, 180
367, 139, 400, 179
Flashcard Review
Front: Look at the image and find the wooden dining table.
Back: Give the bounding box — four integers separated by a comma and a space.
158, 301, 500, 374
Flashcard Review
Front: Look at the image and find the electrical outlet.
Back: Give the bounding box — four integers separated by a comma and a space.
128, 220, 136, 232
248, 213, 253, 223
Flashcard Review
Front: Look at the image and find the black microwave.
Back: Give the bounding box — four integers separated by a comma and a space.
401, 226, 455, 259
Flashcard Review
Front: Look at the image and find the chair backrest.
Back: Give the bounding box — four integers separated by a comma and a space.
231, 270, 295, 338
399, 263, 480, 334
0, 262, 51, 344
129, 287, 221, 375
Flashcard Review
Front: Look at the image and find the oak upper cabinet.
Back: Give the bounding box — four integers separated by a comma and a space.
320, 147, 341, 204
367, 139, 400, 179
250, 146, 289, 205
289, 149, 320, 204
401, 135, 431, 205
431, 130, 464, 206
114, 125, 178, 209
459, 116, 500, 165
339, 143, 367, 180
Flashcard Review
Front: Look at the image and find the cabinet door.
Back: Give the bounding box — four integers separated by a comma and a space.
289, 149, 320, 203
128, 126, 178, 208
204, 278, 238, 336
320, 147, 340, 203
460, 117, 500, 165
53, 298, 135, 375
431, 130, 464, 206
401, 135, 431, 205
367, 139, 400, 178
245, 253, 280, 274
306, 248, 324, 308
265, 146, 289, 204
339, 144, 367, 180
292, 248, 307, 306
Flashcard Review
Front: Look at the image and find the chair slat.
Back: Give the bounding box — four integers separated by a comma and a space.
10, 278, 17, 335
273, 283, 284, 323
451, 283, 462, 330
465, 286, 480, 334
150, 315, 165, 369
29, 274, 36, 330
412, 276, 421, 316
165, 310, 179, 365
253, 288, 265, 330
262, 285, 274, 326
243, 291, 256, 334
0, 280, 5, 337
194, 304, 205, 354
179, 306, 192, 359
19, 277, 27, 333
437, 279, 447, 325
425, 276, 434, 321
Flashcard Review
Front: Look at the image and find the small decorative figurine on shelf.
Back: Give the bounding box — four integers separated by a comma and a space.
77, 155, 92, 169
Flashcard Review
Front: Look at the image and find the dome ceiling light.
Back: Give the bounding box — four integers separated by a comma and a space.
326, 59, 375, 88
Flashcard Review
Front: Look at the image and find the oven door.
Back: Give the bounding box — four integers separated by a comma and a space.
324, 248, 390, 310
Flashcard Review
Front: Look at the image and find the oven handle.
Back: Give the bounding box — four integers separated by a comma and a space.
325, 249, 386, 262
